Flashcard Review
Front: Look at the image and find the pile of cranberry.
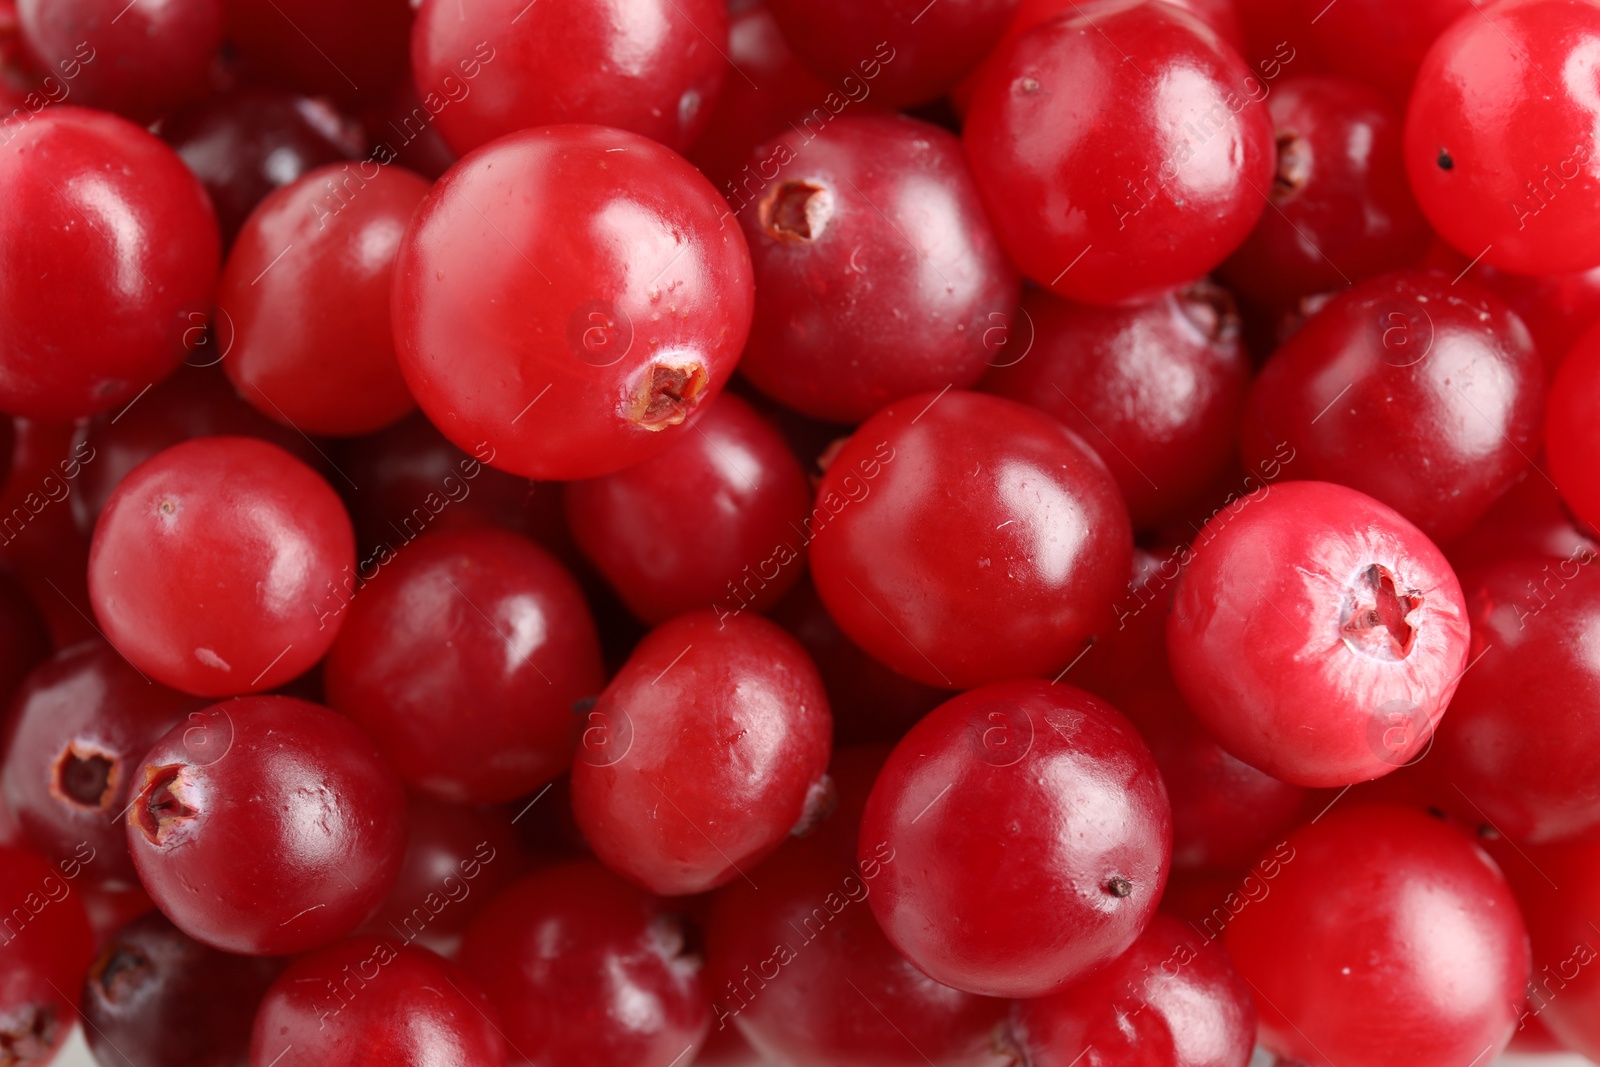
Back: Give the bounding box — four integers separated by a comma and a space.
7, 0, 1600, 1064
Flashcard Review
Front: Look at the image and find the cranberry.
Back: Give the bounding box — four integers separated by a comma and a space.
981, 283, 1249, 530
161, 89, 365, 243
1548, 318, 1600, 532
1299, 0, 1469, 104
0, 417, 95, 648
126, 695, 406, 954
570, 611, 832, 895
1240, 270, 1545, 543
861, 679, 1170, 998
359, 798, 529, 958
963, 1, 1273, 306
1406, 0, 1600, 274
1168, 480, 1470, 787
705, 745, 1010, 1067
1, 641, 198, 887
359, 76, 458, 182
0, 844, 95, 1067
79, 882, 155, 950
565, 393, 812, 625
18, 0, 221, 122
0, 565, 48, 704
1219, 77, 1429, 309
767, 0, 1015, 109
459, 861, 708, 1067
324, 526, 604, 804
217, 162, 424, 436
1446, 467, 1598, 574
1005, 913, 1255, 1067
1226, 804, 1529, 1067
412, 0, 725, 156
80, 911, 283, 1067
250, 936, 504, 1067
808, 390, 1131, 690
391, 124, 755, 481
1422, 555, 1600, 843
224, 0, 411, 108
88, 437, 355, 696
0, 106, 220, 419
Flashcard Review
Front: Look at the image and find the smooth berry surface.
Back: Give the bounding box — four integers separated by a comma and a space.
570, 611, 832, 895
1300, 0, 1470, 104
224, 0, 410, 108
1547, 317, 1600, 531
392, 124, 755, 480
809, 390, 1131, 690
125, 696, 407, 955
860, 680, 1171, 998
88, 436, 356, 696
0, 844, 95, 1067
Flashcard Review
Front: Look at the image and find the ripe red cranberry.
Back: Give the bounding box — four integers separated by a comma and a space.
1168, 481, 1470, 787
565, 394, 812, 625
217, 162, 428, 436
1299, 0, 1469, 103
0, 844, 95, 1067
1446, 467, 1598, 574
1407, 0, 1600, 274
392, 125, 755, 481
161, 89, 365, 243
18, 0, 220, 122
412, 0, 725, 156
1, 641, 199, 887
358, 798, 529, 958
706, 746, 1009, 1067
0, 106, 219, 419
0, 417, 95, 648
325, 526, 604, 804
1548, 318, 1600, 532
767, 0, 1016, 109
1422, 556, 1600, 843
68, 364, 322, 537
1240, 270, 1544, 543
460, 861, 709, 1067
80, 911, 283, 1067
981, 283, 1249, 530
861, 680, 1171, 998
1219, 77, 1429, 308
359, 78, 459, 182
1227, 804, 1529, 1067
126, 696, 406, 954
1005, 913, 1255, 1067
251, 936, 505, 1067
225, 0, 410, 108
0, 565, 48, 704
570, 611, 832, 895
80, 882, 156, 950
809, 390, 1131, 690
963, 2, 1273, 306
733, 114, 1019, 423
88, 437, 355, 696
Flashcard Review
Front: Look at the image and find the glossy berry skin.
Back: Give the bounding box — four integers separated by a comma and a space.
1219, 77, 1430, 308
981, 284, 1249, 529
565, 394, 812, 624
1300, 0, 1470, 103
1406, 0, 1600, 274
1169, 481, 1470, 787
1424, 557, 1600, 844
705, 747, 1010, 1067
570, 611, 832, 895
809, 390, 1131, 690
218, 163, 426, 436
325, 527, 605, 804
161, 89, 364, 243
460, 861, 709, 1067
767, 0, 1016, 108
412, 0, 725, 156
250, 938, 504, 1067
1548, 319, 1600, 531
80, 912, 282, 1067
1007, 914, 1255, 1067
126, 696, 406, 955
735, 115, 1019, 423
861, 680, 1171, 998
18, 0, 221, 122
225, 0, 411, 108
1494, 838, 1600, 1059
1, 642, 198, 888
0, 107, 220, 419
88, 437, 356, 697
0, 844, 95, 1067
1226, 805, 1529, 1067
392, 125, 755, 481
964, 2, 1273, 306
1446, 468, 1598, 574
1240, 271, 1544, 543
0, 418, 97, 650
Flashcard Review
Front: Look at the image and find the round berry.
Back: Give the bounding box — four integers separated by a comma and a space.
1548, 317, 1600, 531
0, 844, 95, 1067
